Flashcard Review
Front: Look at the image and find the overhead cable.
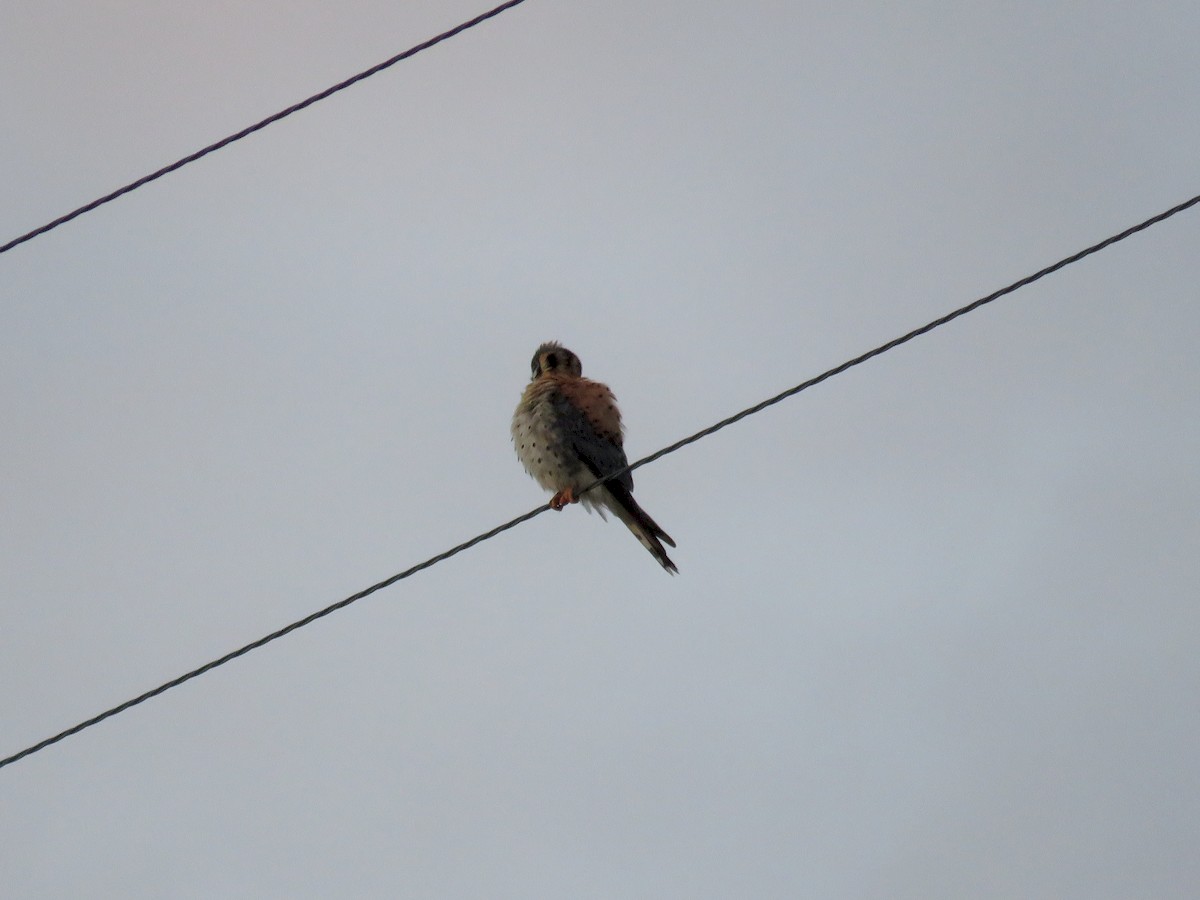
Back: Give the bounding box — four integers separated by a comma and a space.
2, 192, 1196, 771
0, 0, 532, 256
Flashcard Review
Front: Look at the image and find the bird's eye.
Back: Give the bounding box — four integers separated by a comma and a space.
546, 353, 558, 369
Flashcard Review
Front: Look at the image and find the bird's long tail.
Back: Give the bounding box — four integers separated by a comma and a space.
602, 480, 678, 574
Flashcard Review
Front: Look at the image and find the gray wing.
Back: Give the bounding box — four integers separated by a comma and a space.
549, 391, 634, 491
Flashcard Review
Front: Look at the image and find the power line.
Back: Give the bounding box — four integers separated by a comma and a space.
0, 0, 532, 257
1, 192, 1197, 771
622, 192, 1200, 477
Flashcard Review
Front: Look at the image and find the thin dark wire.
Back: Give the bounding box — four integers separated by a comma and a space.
2, 192, 1197, 771
0, 0, 531, 256
0, 504, 553, 770
612, 192, 1200, 480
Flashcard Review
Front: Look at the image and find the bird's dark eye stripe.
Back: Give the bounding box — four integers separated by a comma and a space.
546, 353, 558, 369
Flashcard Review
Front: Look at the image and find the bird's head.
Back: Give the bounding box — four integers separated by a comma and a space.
530, 341, 582, 379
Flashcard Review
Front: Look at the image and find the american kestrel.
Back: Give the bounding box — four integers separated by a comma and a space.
512, 341, 678, 573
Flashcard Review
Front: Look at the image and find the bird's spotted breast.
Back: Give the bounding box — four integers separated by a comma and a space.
511, 379, 588, 492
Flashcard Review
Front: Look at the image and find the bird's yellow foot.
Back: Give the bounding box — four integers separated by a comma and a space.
549, 487, 577, 510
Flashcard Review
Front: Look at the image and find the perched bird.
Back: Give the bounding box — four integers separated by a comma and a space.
512, 341, 678, 573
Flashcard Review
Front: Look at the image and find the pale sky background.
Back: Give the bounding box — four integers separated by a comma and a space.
2, 1, 1198, 897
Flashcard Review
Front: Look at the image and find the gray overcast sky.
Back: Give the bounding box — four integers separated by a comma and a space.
3, 2, 1198, 897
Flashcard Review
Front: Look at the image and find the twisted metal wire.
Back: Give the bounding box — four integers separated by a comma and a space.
2, 192, 1197, 770
0, 0, 532, 256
